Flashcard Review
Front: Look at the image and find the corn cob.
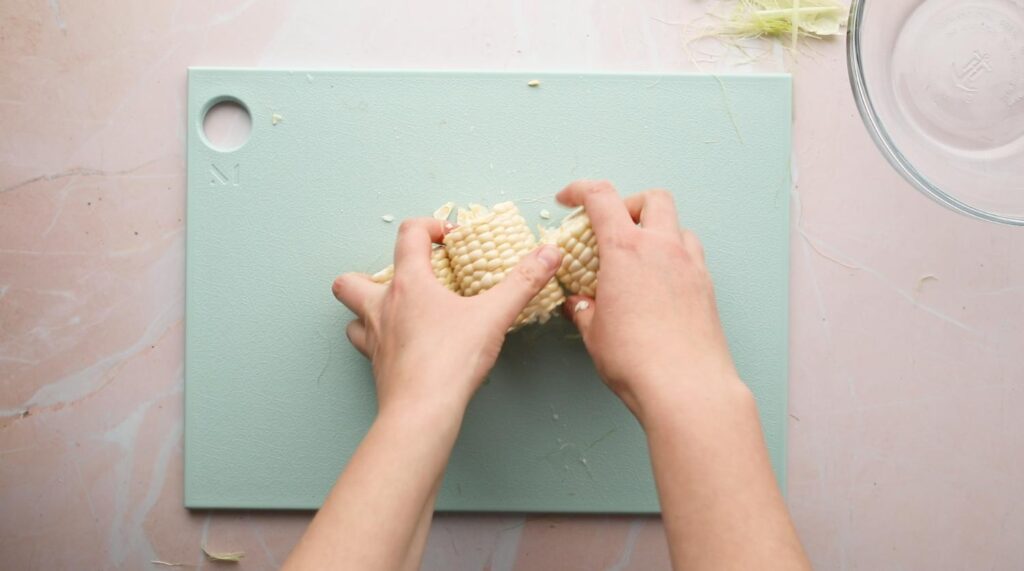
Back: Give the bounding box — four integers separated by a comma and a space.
444, 202, 565, 328
542, 209, 598, 297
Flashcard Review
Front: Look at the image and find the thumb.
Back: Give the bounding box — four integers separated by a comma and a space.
484, 245, 563, 325
563, 294, 596, 338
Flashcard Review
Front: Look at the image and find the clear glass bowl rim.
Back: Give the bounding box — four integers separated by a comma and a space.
846, 0, 1024, 226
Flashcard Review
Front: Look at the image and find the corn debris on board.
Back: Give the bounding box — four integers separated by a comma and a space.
444, 202, 565, 328
541, 209, 598, 298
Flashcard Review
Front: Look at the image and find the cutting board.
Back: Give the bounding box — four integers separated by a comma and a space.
185, 69, 791, 512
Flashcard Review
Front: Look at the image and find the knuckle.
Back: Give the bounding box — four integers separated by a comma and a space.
345, 320, 359, 337
648, 231, 692, 262
680, 229, 705, 258
662, 237, 691, 262
591, 180, 616, 195
397, 219, 418, 235
643, 189, 675, 206
603, 227, 642, 251
648, 188, 673, 204
390, 273, 413, 294
514, 259, 545, 286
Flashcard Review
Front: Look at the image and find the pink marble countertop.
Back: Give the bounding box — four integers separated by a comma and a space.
2, 1, 1022, 569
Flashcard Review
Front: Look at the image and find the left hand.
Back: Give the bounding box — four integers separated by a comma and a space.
332, 217, 563, 414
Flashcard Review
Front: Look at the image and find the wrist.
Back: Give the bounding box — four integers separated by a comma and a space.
372, 365, 477, 421
375, 396, 467, 433
626, 370, 754, 428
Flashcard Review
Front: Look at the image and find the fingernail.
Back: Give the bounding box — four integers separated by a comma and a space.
537, 245, 562, 270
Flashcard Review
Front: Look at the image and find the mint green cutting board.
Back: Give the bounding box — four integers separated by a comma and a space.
185, 69, 791, 512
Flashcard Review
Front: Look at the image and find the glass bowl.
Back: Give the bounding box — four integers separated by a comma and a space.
848, 0, 1024, 225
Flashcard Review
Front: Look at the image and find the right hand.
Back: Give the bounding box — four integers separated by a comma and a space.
557, 180, 742, 421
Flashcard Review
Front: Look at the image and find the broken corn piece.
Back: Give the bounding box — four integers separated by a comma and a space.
445, 202, 565, 328
542, 208, 598, 298
370, 246, 457, 292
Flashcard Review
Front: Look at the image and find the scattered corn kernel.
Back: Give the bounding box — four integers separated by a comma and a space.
433, 202, 456, 221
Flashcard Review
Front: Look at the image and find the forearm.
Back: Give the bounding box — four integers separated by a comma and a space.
399, 476, 443, 571
284, 402, 464, 571
639, 377, 810, 571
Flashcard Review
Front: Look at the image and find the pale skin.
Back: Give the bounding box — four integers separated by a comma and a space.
283, 181, 811, 571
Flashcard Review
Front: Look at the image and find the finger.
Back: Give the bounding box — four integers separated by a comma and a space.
346, 319, 370, 358
332, 273, 384, 319
556, 180, 634, 233
394, 218, 447, 277
562, 294, 596, 338
623, 189, 679, 232
482, 245, 562, 326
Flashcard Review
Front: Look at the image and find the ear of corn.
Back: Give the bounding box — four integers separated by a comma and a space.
541, 209, 598, 297
444, 202, 565, 328
371, 202, 598, 329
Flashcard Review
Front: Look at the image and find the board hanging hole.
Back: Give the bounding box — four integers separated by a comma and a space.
201, 97, 252, 152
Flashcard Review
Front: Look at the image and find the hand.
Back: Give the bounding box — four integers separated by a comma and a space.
558, 180, 740, 420
331, 217, 563, 414
289, 219, 561, 571
555, 182, 810, 571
